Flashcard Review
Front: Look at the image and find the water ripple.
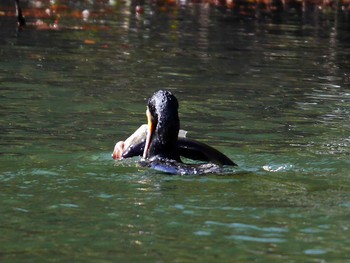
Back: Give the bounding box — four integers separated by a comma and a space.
304, 249, 327, 255
205, 221, 289, 233
227, 235, 286, 243
262, 164, 293, 173
49, 203, 80, 209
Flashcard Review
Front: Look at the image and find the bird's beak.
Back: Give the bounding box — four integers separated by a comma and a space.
143, 107, 155, 159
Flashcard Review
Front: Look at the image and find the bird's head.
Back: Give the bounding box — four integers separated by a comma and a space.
143, 90, 180, 161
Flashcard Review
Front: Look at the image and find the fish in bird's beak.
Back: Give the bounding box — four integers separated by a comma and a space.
112, 124, 148, 160
112, 141, 125, 160
143, 107, 156, 159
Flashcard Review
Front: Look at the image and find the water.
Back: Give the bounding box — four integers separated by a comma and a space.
1, 1, 350, 261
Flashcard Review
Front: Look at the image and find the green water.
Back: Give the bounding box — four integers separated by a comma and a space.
1, 1, 350, 262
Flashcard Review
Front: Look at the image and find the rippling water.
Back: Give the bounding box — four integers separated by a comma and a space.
1, 1, 350, 261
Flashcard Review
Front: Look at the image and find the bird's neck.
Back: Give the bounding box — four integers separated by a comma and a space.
149, 122, 181, 162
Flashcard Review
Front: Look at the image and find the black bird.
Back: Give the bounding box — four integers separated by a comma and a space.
114, 90, 237, 175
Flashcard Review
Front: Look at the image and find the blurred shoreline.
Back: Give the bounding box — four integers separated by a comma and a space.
1, 0, 349, 26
